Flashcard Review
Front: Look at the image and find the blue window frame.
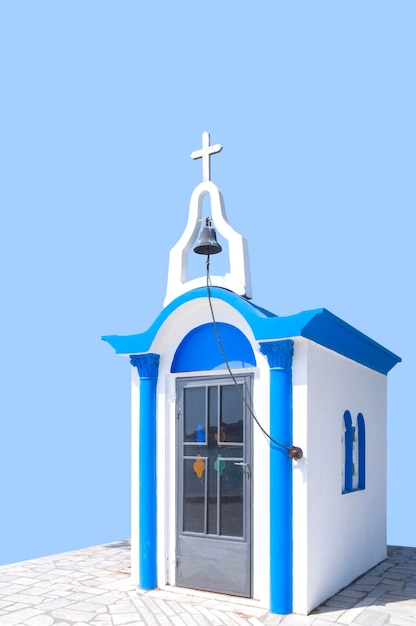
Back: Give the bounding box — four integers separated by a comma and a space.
357, 413, 366, 490
343, 410, 365, 493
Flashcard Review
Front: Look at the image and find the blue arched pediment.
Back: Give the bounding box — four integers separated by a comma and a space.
171, 322, 256, 373
102, 287, 400, 375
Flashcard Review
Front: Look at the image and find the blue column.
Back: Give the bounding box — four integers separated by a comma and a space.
259, 340, 294, 615
130, 353, 160, 590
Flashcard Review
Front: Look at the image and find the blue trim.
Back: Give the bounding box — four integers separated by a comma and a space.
260, 340, 293, 615
102, 288, 400, 375
130, 354, 159, 590
171, 322, 256, 372
343, 410, 354, 493
357, 413, 366, 490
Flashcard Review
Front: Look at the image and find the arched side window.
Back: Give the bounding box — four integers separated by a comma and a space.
343, 411, 354, 493
357, 413, 366, 490
342, 410, 365, 494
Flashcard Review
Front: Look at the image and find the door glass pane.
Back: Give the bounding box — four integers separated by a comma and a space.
208, 385, 218, 447
184, 387, 206, 443
220, 461, 244, 537
220, 385, 244, 443
183, 458, 205, 533
207, 454, 217, 535
181, 379, 248, 539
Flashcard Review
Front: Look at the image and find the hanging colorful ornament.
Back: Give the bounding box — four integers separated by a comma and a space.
196, 423, 205, 443
193, 454, 205, 479
214, 426, 227, 445
214, 453, 225, 476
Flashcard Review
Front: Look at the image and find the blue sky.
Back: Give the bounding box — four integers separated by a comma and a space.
0, 2, 415, 565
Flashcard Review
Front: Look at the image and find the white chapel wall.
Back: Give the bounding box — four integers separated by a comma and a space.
130, 365, 140, 586
305, 341, 387, 613
291, 339, 309, 614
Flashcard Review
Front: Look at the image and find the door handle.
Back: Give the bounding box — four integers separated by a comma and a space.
234, 461, 250, 478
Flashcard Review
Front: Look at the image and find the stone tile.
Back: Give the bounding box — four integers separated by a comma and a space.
231, 613, 259, 626
392, 566, 416, 573
187, 607, 212, 625
196, 605, 225, 625
226, 604, 267, 618
210, 609, 242, 625
357, 576, 384, 585
42, 589, 73, 598
0, 608, 42, 626
354, 594, 382, 608
0, 584, 29, 596
168, 598, 194, 614
153, 614, 176, 626
337, 589, 366, 599
0, 603, 30, 612
260, 615, 283, 625
382, 591, 414, 600
150, 599, 177, 617
64, 600, 104, 613
3, 593, 44, 605
1, 568, 29, 575
348, 584, 380, 593
64, 591, 100, 602
169, 616, 189, 626
321, 597, 355, 609
12, 578, 39, 586
51, 608, 97, 622
108, 601, 138, 614
137, 605, 165, 625
101, 623, 142, 626
22, 616, 55, 626
279, 616, 315, 625
310, 608, 345, 621
73, 585, 109, 596
353, 610, 389, 625
35, 597, 74, 611
390, 618, 416, 626
368, 564, 392, 575
336, 606, 366, 624
384, 572, 412, 580
86, 593, 121, 605
12, 586, 51, 597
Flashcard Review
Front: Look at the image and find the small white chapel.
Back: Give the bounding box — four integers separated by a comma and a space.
103, 132, 400, 615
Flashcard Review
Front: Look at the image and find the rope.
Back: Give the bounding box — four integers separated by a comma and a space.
205, 256, 303, 460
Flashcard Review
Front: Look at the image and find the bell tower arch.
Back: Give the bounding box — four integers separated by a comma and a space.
164, 132, 252, 306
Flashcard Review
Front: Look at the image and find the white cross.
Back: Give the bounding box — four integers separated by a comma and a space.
190, 131, 223, 182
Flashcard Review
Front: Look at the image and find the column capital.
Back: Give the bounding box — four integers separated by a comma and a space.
259, 340, 294, 370
130, 353, 160, 379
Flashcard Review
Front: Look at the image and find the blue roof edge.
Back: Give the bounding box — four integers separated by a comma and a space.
102, 287, 401, 375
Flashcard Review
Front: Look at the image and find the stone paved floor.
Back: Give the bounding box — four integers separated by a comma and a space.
0, 542, 415, 625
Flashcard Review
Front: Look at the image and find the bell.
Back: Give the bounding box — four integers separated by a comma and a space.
193, 219, 222, 255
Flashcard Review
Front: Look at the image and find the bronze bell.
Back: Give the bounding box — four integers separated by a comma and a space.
193, 218, 222, 255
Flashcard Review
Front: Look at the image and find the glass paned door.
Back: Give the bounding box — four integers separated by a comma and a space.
176, 375, 252, 597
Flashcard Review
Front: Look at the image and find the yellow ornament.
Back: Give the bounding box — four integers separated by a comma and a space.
193, 454, 205, 479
